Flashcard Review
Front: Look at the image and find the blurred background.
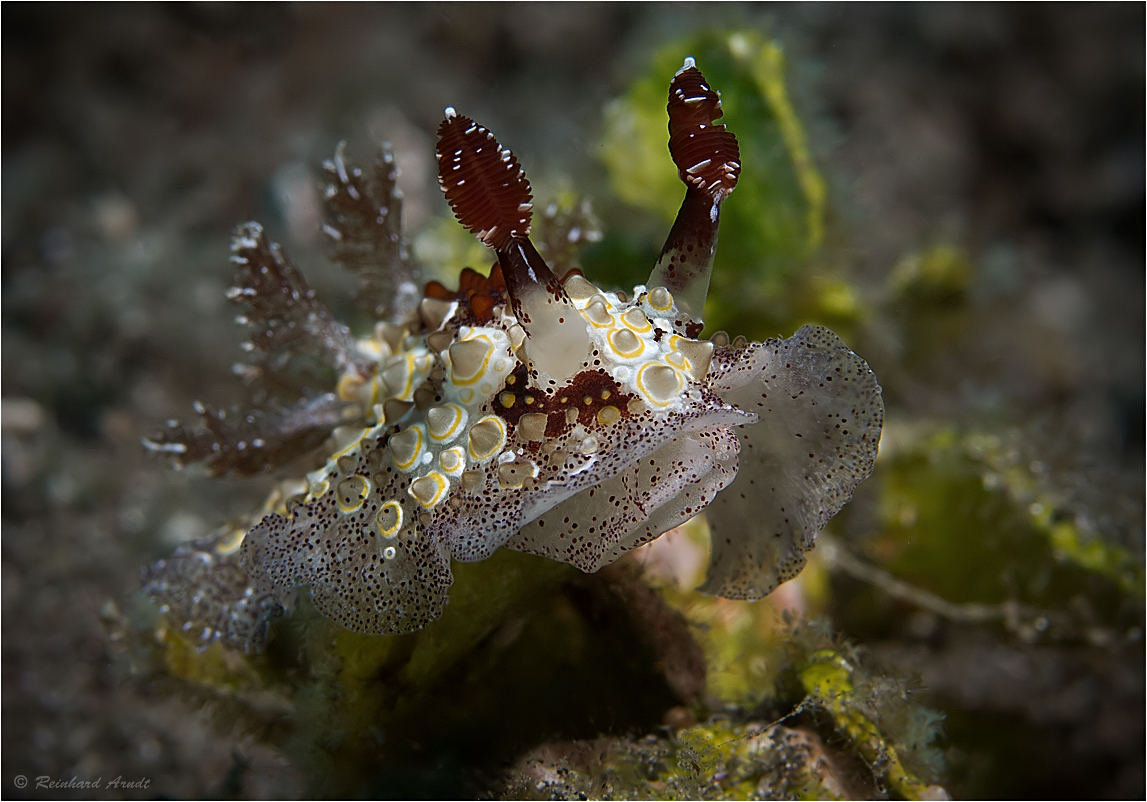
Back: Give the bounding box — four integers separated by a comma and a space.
2, 4, 1143, 799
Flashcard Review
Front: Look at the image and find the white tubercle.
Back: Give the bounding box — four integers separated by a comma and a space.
516, 280, 591, 385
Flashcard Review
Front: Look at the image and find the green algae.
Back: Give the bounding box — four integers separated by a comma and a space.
489, 615, 947, 800
859, 424, 1140, 628
964, 431, 1143, 598
595, 31, 856, 340
798, 649, 939, 800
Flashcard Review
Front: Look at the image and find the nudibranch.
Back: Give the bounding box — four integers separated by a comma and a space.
145, 58, 883, 642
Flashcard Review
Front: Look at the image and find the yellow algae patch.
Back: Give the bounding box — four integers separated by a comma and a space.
214, 527, 247, 556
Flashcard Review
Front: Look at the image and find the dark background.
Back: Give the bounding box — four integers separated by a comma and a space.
3, 4, 1143, 798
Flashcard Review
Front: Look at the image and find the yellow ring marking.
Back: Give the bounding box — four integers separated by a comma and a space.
375, 501, 404, 538
439, 447, 465, 476
336, 475, 372, 513
427, 404, 467, 443
636, 362, 686, 408
647, 286, 675, 312
608, 327, 645, 359
449, 334, 496, 386
583, 296, 614, 328
390, 424, 425, 472
596, 405, 621, 426
622, 307, 652, 333
409, 471, 449, 508
468, 415, 507, 461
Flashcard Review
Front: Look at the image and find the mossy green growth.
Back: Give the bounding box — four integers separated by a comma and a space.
798, 649, 942, 800
596, 30, 863, 340
668, 718, 854, 800
520, 620, 950, 800
1046, 521, 1141, 594
620, 531, 951, 799
847, 423, 1141, 640
873, 427, 1033, 606
497, 716, 877, 800
965, 431, 1144, 598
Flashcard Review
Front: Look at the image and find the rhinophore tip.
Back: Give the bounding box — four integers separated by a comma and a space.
647, 60, 741, 327
435, 111, 589, 383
